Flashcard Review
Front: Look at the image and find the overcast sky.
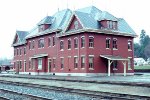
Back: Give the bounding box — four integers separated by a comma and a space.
0, 0, 149, 59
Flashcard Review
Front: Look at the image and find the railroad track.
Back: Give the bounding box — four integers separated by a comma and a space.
0, 75, 150, 87
0, 87, 51, 100
0, 80, 150, 100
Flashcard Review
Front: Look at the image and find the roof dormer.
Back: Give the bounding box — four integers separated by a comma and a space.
37, 16, 55, 32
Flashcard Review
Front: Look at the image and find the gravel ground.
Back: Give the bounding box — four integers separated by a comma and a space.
0, 83, 100, 100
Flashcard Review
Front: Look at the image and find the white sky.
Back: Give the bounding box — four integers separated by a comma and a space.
0, 0, 149, 59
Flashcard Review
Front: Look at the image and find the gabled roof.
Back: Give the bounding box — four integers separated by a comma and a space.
99, 11, 118, 21
12, 31, 29, 46
13, 6, 136, 43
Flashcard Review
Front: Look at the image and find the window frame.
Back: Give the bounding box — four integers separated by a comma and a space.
113, 38, 117, 50
128, 40, 132, 51
74, 37, 78, 49
106, 38, 110, 49
89, 55, 94, 69
68, 39, 71, 50
89, 36, 94, 48
38, 38, 44, 48
38, 58, 42, 70
60, 40, 64, 50
74, 56, 78, 69
60, 57, 64, 69
81, 55, 85, 68
81, 36, 85, 48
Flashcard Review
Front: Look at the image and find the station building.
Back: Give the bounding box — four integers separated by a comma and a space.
12, 6, 136, 76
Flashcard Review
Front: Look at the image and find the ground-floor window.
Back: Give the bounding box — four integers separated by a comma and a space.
53, 58, 56, 68
89, 56, 94, 69
81, 56, 85, 68
128, 58, 132, 70
31, 59, 35, 69
24, 61, 26, 72
74, 56, 78, 68
48, 58, 51, 72
38, 58, 42, 70
19, 61, 22, 69
60, 58, 64, 69
113, 60, 117, 69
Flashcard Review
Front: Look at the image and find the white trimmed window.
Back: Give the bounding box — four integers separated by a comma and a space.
29, 41, 32, 50
24, 61, 26, 72
60, 40, 64, 50
38, 38, 44, 48
89, 36, 94, 47
20, 48, 22, 55
29, 60, 31, 69
53, 36, 55, 46
53, 58, 56, 68
32, 40, 35, 49
128, 41, 132, 50
60, 58, 64, 69
89, 56, 94, 69
19, 61, 22, 69
74, 38, 78, 48
48, 37, 51, 47
81, 56, 85, 68
81, 36, 85, 48
68, 39, 71, 49
128, 57, 132, 70
14, 49, 16, 56
38, 58, 42, 70
74, 56, 78, 68
17, 48, 19, 55
113, 38, 117, 49
31, 59, 35, 69
106, 38, 110, 49
24, 47, 26, 55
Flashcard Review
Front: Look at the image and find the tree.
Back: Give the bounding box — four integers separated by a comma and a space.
134, 43, 141, 57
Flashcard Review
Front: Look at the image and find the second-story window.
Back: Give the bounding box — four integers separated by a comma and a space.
29, 41, 31, 50
113, 39, 117, 49
17, 48, 19, 55
14, 49, 16, 56
68, 39, 71, 49
20, 48, 22, 55
106, 38, 110, 49
89, 37, 94, 47
53, 36, 55, 46
81, 37, 85, 48
38, 38, 44, 48
128, 41, 132, 50
48, 37, 51, 47
74, 38, 78, 48
24, 47, 26, 55
32, 40, 35, 49
60, 41, 64, 50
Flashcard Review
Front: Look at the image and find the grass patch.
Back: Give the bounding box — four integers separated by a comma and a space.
134, 65, 150, 70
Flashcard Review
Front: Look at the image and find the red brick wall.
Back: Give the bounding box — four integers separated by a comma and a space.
13, 31, 134, 74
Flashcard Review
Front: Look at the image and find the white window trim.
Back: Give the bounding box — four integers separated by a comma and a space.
113, 38, 118, 50
81, 55, 85, 69
128, 40, 132, 51
48, 37, 52, 47
52, 36, 55, 47
20, 48, 22, 56
38, 38, 45, 49
74, 37, 78, 49
89, 55, 94, 57
89, 36, 94, 48
60, 40, 64, 51
81, 36, 85, 48
32, 40, 34, 50
68, 38, 71, 50
38, 58, 42, 70
106, 37, 111, 49
128, 57, 132, 70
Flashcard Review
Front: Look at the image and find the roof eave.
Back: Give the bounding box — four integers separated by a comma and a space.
26, 29, 61, 39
